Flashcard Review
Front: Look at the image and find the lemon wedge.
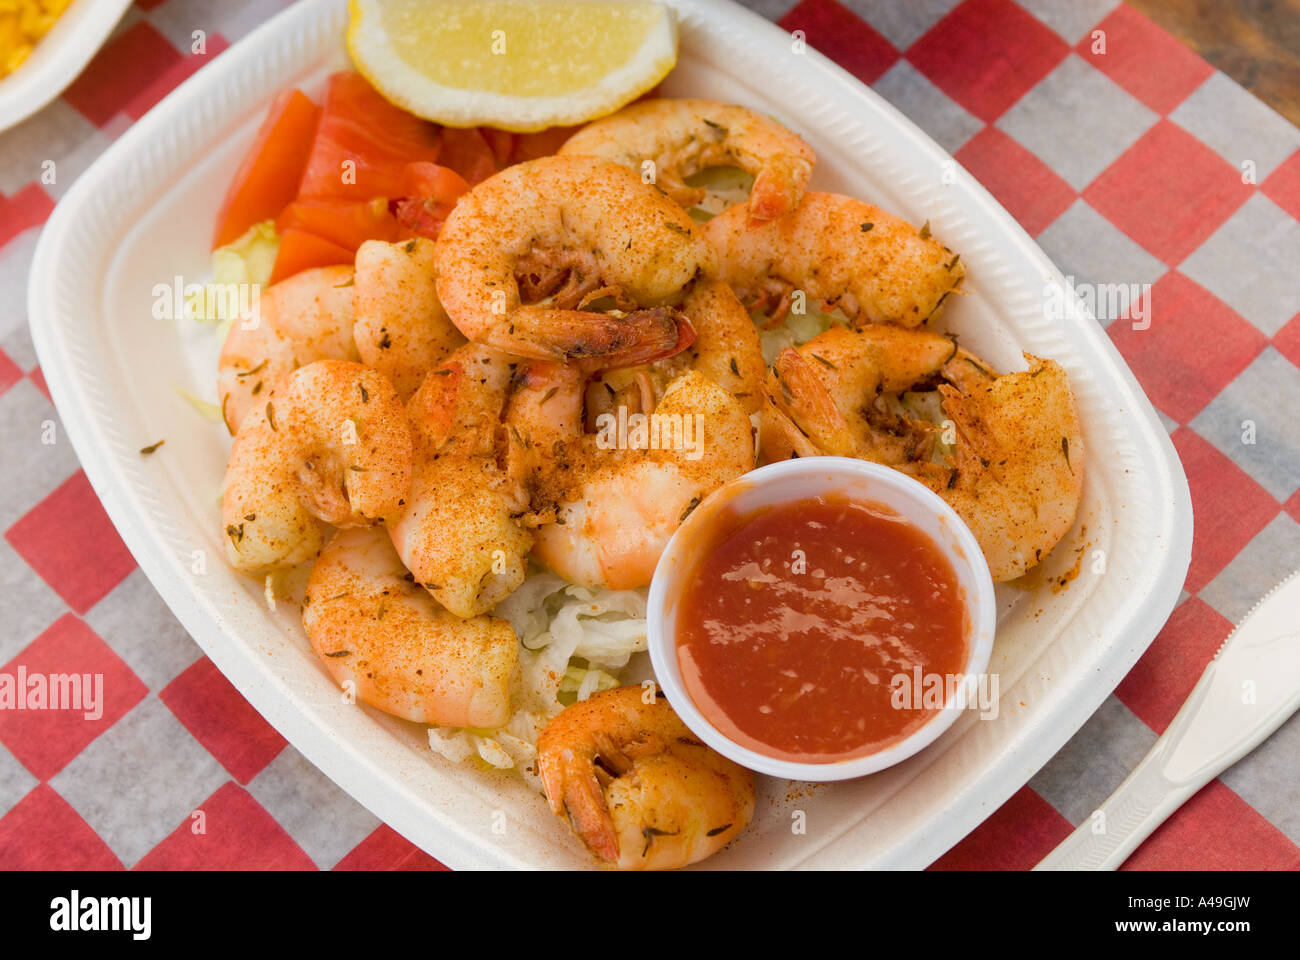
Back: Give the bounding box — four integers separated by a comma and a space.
347, 0, 678, 132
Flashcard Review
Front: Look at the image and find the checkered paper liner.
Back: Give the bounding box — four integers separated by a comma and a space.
1, 0, 1298, 869
23, 0, 1194, 868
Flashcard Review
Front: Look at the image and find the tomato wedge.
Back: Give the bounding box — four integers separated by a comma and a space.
222, 71, 589, 281
269, 229, 354, 285
511, 126, 579, 164
214, 89, 320, 249
481, 127, 515, 169
438, 127, 498, 186
276, 197, 399, 252
393, 162, 471, 240
401, 162, 471, 202
297, 72, 442, 201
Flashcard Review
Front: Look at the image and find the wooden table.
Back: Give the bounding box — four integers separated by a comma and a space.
1129, 0, 1300, 125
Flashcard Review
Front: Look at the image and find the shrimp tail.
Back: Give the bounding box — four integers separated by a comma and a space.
770, 347, 852, 455
667, 313, 698, 356
539, 305, 694, 367
749, 156, 812, 221
542, 752, 622, 863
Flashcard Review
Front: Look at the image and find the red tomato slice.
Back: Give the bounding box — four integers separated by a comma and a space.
276, 197, 400, 252
438, 127, 498, 185
510, 125, 579, 164
297, 72, 442, 201
481, 127, 514, 168
393, 200, 449, 240
401, 162, 471, 202
214, 89, 320, 249
393, 162, 471, 240
269, 229, 354, 285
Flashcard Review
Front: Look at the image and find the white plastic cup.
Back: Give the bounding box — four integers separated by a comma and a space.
648, 457, 997, 782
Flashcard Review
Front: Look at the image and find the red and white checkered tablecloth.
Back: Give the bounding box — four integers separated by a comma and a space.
1, 0, 1297, 871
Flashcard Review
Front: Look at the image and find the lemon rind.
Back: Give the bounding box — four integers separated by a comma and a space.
347, 0, 679, 133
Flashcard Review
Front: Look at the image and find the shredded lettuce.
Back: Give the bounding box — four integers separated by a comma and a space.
427, 572, 649, 791
492, 571, 570, 645
758, 302, 840, 364
172, 384, 222, 423
427, 726, 475, 764
683, 165, 756, 221
900, 390, 956, 462
185, 220, 279, 329
559, 663, 621, 703
786, 305, 831, 343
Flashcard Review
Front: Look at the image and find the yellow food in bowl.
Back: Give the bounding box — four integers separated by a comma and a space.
0, 0, 73, 79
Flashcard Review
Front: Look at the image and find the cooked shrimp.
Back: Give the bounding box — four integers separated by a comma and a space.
673, 280, 766, 414
764, 325, 1084, 581
217, 265, 357, 434
537, 686, 753, 870
304, 527, 516, 728
221, 360, 412, 574
508, 364, 754, 590
908, 349, 1084, 581
703, 191, 966, 328
434, 156, 713, 362
585, 278, 766, 421
559, 98, 815, 221
389, 344, 533, 619
762, 324, 957, 461
352, 237, 466, 400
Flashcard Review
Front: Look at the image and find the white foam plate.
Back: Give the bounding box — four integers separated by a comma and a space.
27, 0, 1192, 869
0, 0, 132, 133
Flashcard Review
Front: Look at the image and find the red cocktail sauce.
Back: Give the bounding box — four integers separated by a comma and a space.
675, 495, 969, 763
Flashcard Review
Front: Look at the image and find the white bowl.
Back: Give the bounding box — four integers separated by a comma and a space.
648, 458, 998, 781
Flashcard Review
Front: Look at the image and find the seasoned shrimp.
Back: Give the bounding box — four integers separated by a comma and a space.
764, 325, 1084, 581
537, 686, 753, 870
508, 364, 754, 590
389, 343, 534, 619
434, 156, 713, 362
703, 191, 966, 328
909, 348, 1084, 581
221, 360, 412, 574
217, 265, 357, 434
559, 98, 815, 221
304, 527, 516, 728
762, 324, 957, 461
585, 278, 766, 421
672, 280, 766, 414
352, 237, 466, 400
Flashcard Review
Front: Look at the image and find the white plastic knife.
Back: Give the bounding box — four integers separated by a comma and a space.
1035, 570, 1300, 870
